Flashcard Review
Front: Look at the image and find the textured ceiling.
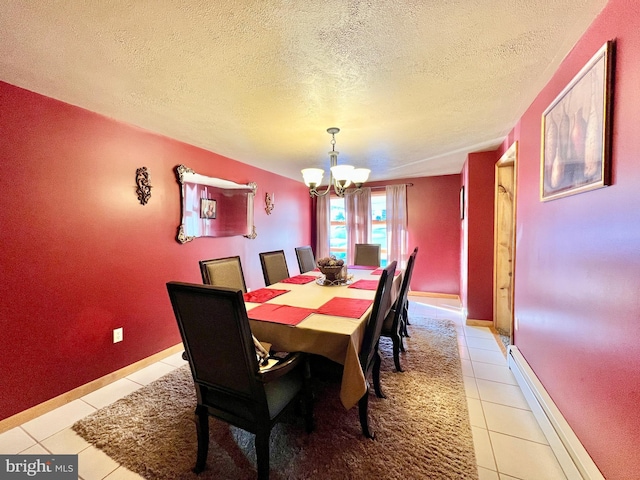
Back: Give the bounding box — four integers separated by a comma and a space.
0, 0, 608, 182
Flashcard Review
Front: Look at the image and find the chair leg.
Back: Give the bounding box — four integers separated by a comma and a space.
372, 350, 385, 398
397, 320, 407, 352
391, 334, 404, 372
193, 405, 209, 474
391, 315, 407, 352
358, 388, 375, 439
403, 300, 411, 325
402, 307, 411, 338
255, 429, 271, 480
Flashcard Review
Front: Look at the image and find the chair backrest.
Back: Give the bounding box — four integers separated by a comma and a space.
359, 261, 397, 375
259, 250, 290, 285
295, 246, 316, 274
392, 249, 417, 322
354, 243, 381, 267
402, 246, 418, 306
199, 256, 247, 293
166, 282, 266, 407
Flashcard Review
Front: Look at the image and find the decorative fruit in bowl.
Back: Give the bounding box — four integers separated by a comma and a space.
317, 255, 345, 281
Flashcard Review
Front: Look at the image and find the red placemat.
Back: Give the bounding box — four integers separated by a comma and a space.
280, 275, 317, 284
243, 288, 289, 303
316, 297, 373, 318
371, 267, 401, 276
347, 265, 377, 270
247, 304, 316, 325
348, 279, 380, 290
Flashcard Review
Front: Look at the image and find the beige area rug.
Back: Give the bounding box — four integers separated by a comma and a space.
73, 317, 478, 479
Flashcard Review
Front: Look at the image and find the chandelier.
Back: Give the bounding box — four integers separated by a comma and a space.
301, 127, 371, 197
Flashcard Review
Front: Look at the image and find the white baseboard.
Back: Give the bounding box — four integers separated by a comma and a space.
465, 318, 493, 327
507, 346, 605, 480
407, 291, 460, 300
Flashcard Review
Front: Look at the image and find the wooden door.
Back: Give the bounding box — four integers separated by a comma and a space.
493, 143, 517, 341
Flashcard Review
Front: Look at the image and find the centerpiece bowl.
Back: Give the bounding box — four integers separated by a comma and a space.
316, 255, 347, 285
318, 265, 345, 282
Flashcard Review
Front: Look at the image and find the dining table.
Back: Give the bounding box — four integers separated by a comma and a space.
245, 265, 402, 410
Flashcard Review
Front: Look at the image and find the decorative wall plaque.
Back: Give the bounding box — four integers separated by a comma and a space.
265, 192, 275, 215
135, 167, 152, 205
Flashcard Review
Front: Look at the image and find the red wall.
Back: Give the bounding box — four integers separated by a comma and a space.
461, 151, 498, 321
511, 0, 640, 477
407, 175, 461, 295
0, 82, 311, 421
367, 175, 461, 295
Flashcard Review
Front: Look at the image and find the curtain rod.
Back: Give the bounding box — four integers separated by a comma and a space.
368, 183, 414, 191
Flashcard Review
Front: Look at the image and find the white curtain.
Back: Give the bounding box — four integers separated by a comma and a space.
315, 194, 331, 260
386, 184, 409, 267
345, 187, 371, 264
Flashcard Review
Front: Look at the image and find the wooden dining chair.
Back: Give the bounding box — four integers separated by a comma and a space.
199, 255, 247, 293
357, 260, 397, 439
380, 249, 418, 372
400, 246, 419, 332
259, 250, 290, 285
354, 243, 381, 267
295, 245, 316, 274
166, 282, 313, 479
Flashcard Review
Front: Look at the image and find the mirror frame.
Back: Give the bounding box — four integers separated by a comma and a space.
175, 164, 257, 243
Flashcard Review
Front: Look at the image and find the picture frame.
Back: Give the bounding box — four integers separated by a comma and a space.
460, 186, 465, 220
175, 165, 257, 243
540, 40, 614, 201
200, 198, 217, 219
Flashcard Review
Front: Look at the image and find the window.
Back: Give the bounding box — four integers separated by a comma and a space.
329, 193, 388, 266
371, 193, 388, 266
329, 197, 347, 262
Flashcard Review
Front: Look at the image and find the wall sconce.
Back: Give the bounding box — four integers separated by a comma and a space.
265, 192, 275, 215
136, 166, 152, 205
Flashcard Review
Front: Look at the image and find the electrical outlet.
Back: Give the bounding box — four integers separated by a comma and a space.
113, 327, 123, 343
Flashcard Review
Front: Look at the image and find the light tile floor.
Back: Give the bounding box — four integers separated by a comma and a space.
407, 296, 567, 480
0, 296, 567, 480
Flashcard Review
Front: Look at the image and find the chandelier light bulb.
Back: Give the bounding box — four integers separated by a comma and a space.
301, 168, 324, 189
351, 168, 371, 187
330, 164, 354, 187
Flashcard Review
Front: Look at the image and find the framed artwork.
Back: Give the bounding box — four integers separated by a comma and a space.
540, 40, 614, 201
460, 186, 465, 220
200, 198, 217, 219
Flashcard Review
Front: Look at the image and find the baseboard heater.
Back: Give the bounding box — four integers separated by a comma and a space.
507, 346, 605, 480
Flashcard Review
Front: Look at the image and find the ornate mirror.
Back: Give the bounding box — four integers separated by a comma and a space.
175, 165, 257, 243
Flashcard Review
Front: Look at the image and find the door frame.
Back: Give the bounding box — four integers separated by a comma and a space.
493, 141, 518, 343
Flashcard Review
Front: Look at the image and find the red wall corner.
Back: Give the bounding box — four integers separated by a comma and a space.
462, 150, 497, 321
